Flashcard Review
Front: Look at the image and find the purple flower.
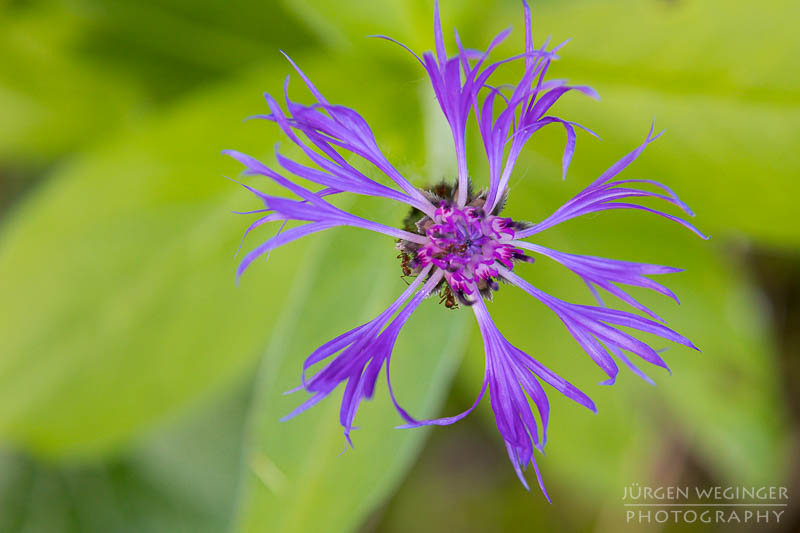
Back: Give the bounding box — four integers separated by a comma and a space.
226, 0, 707, 498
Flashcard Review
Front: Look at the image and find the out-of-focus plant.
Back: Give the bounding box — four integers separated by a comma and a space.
0, 1, 796, 532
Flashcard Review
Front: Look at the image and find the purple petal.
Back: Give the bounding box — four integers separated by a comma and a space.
515, 126, 709, 240
237, 221, 336, 282
367, 34, 424, 66
283, 267, 438, 441
499, 267, 698, 379
515, 242, 681, 320
471, 298, 592, 495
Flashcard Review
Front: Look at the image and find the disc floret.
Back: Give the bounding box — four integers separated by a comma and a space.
397, 186, 532, 307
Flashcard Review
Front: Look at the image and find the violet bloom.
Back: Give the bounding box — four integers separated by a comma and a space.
226, 0, 707, 497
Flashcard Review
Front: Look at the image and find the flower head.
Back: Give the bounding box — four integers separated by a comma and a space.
396, 183, 531, 305
226, 0, 707, 498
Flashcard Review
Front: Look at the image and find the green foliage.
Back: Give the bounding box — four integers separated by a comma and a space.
0, 63, 290, 458
0, 381, 250, 533
0, 6, 139, 161
0, 0, 314, 162
0, 0, 797, 532
534, 0, 800, 247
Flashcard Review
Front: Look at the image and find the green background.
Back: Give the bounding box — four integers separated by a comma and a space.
0, 0, 798, 531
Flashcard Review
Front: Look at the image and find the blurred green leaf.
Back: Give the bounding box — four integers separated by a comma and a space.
0, 50, 424, 459
0, 7, 140, 161
548, 87, 800, 247
279, 0, 509, 55
70, 0, 317, 100
532, 0, 800, 99
0, 0, 316, 164
0, 62, 295, 458
230, 219, 470, 533
522, 0, 800, 246
0, 379, 250, 533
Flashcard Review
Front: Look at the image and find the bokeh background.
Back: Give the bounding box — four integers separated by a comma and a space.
1, 0, 798, 531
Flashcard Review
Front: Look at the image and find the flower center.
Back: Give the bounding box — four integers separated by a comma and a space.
397, 189, 531, 307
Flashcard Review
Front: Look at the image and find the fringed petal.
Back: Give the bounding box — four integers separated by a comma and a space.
499, 267, 699, 382
242, 57, 436, 215
514, 241, 681, 322
226, 154, 429, 279
516, 125, 709, 239
473, 298, 593, 496
282, 267, 439, 444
